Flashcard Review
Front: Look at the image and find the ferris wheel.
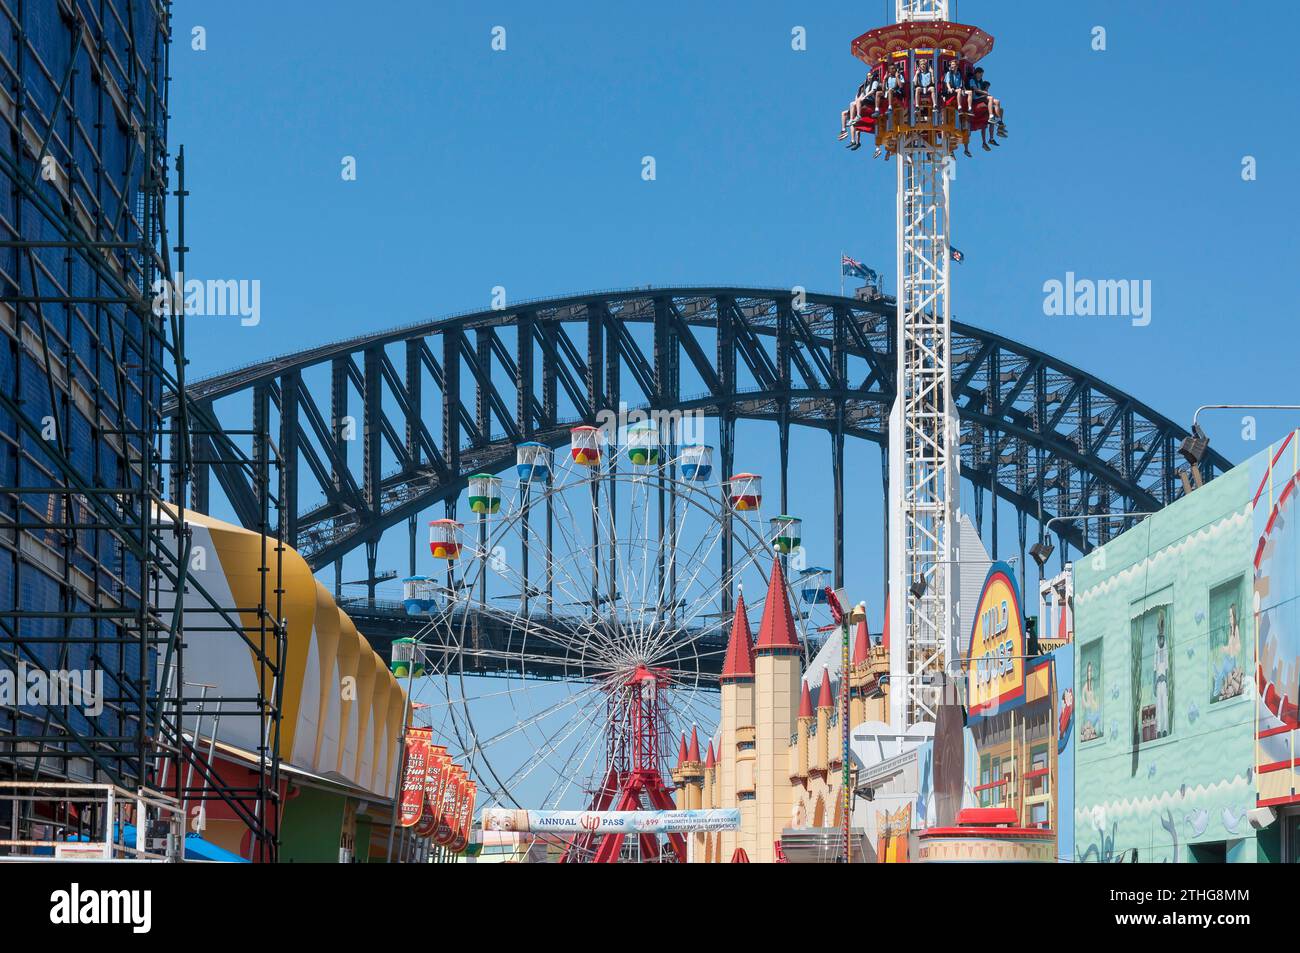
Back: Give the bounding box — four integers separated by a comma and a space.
402, 421, 807, 859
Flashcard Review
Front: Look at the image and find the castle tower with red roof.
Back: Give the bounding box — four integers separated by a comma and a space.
753, 556, 802, 862
793, 680, 814, 783
701, 741, 718, 862
718, 590, 757, 862
814, 669, 834, 775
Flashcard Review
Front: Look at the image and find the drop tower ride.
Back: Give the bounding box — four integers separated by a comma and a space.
849, 3, 998, 730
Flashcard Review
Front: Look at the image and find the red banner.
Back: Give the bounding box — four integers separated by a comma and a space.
399, 727, 432, 828
452, 780, 477, 853
434, 767, 463, 846
416, 747, 449, 838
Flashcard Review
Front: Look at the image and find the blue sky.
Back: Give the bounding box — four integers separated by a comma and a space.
170, 0, 1300, 615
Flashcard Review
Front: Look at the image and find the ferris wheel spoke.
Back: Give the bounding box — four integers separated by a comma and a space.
483, 514, 629, 666
640, 514, 731, 662
634, 486, 710, 662
489, 691, 606, 807
537, 709, 610, 810
462, 680, 604, 756
472, 563, 619, 666
549, 483, 638, 663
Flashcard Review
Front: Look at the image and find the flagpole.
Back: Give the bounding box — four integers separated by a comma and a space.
840, 249, 844, 297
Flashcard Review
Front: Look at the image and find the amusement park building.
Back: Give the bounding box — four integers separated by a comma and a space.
1073, 430, 1300, 863
171, 509, 411, 861
684, 558, 891, 862
692, 542, 1079, 862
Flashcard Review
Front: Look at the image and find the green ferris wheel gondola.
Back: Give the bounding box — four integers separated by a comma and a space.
770, 515, 802, 554
467, 473, 503, 514
625, 419, 661, 466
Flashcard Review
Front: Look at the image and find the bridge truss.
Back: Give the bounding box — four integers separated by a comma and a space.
175, 287, 1230, 644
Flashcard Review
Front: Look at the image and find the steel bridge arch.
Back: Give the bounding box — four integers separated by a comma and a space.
172, 287, 1230, 587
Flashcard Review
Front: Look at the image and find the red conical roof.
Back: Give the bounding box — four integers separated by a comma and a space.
799, 679, 814, 719
705, 741, 716, 770
818, 669, 834, 709
755, 557, 800, 654
853, 618, 871, 664
721, 592, 756, 681
688, 725, 702, 763
676, 732, 688, 768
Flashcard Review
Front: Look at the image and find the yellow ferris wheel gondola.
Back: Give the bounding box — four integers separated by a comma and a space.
428, 518, 463, 559
727, 473, 762, 512
570, 425, 602, 467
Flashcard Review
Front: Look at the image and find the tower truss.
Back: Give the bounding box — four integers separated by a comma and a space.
883, 0, 962, 727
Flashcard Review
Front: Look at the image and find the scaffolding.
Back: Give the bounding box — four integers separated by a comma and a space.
0, 0, 283, 860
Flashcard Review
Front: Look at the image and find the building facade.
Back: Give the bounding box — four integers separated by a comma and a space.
1, 0, 171, 791
1073, 430, 1300, 862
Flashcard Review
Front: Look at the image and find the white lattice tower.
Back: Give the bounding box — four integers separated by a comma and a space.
886, 0, 961, 729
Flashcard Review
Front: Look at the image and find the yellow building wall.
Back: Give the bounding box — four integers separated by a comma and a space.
367, 653, 390, 794
383, 677, 407, 797
173, 508, 403, 799
312, 581, 342, 774
352, 635, 378, 788
336, 610, 361, 778
754, 652, 799, 863
721, 680, 756, 862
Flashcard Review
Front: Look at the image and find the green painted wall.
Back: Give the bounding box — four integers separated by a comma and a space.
1074, 458, 1259, 862
279, 785, 346, 863
355, 818, 374, 863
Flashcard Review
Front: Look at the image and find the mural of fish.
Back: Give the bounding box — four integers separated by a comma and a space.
1222, 805, 1247, 835
1184, 808, 1210, 838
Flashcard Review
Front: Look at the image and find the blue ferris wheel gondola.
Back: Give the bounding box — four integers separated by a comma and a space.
680, 444, 714, 482
401, 575, 438, 615
516, 441, 551, 482
798, 567, 831, 604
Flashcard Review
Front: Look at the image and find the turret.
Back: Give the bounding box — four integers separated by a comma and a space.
815, 668, 833, 774
719, 592, 757, 863
702, 740, 717, 862
850, 618, 870, 725
682, 725, 705, 804
703, 741, 716, 807
794, 680, 813, 781
753, 557, 803, 862
672, 732, 688, 808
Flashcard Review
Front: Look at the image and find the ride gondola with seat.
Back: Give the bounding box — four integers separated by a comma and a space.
844, 20, 1003, 158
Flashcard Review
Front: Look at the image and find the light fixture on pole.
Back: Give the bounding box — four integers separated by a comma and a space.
1029, 540, 1054, 570
1177, 423, 1209, 491
1181, 405, 1300, 495
905, 556, 1018, 600
1041, 512, 1159, 561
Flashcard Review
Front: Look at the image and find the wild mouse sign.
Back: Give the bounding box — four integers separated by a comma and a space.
965, 562, 1027, 718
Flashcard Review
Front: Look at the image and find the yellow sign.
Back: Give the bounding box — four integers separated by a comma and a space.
966, 563, 1026, 717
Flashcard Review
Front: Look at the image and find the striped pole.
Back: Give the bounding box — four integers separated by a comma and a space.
841, 616, 852, 862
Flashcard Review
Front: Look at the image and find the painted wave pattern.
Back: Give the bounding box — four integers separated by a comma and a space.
1074, 509, 1250, 607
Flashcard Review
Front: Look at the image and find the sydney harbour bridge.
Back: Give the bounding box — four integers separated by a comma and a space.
171, 286, 1230, 680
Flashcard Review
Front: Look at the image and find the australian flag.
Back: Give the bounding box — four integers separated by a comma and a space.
950, 246, 965, 264
841, 255, 876, 280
